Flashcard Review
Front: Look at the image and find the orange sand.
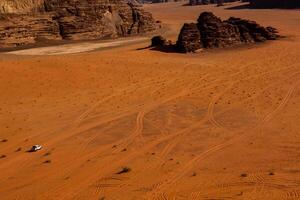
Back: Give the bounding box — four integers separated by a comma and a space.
0, 1, 300, 199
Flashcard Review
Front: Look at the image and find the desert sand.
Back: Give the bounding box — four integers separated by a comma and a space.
1, 1, 300, 200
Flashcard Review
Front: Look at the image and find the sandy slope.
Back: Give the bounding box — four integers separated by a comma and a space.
6, 37, 148, 56
1, 1, 300, 200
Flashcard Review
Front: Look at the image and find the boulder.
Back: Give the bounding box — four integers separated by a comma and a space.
151, 35, 168, 47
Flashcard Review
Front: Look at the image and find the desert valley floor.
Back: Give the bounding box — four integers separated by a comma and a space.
1, 2, 300, 200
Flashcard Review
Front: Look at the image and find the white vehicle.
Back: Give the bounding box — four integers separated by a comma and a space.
30, 145, 42, 152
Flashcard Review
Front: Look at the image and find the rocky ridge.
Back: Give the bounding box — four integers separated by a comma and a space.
0, 0, 157, 48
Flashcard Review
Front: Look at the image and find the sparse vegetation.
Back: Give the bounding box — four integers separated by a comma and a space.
15, 147, 22, 152
117, 167, 131, 174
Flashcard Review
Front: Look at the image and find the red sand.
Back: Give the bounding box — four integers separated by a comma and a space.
0, 1, 300, 199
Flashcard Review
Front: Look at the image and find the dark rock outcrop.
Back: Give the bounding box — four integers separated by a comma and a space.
152, 12, 279, 53
0, 0, 157, 48
226, 17, 278, 42
197, 12, 241, 48
176, 23, 202, 53
151, 35, 168, 47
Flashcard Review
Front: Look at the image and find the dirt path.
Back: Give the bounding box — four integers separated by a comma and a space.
5, 37, 148, 56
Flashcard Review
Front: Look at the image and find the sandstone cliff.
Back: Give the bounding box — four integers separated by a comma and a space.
0, 0, 157, 48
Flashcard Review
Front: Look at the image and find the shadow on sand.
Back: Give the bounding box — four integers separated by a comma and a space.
225, 4, 251, 10
226, 3, 300, 10
136, 45, 178, 53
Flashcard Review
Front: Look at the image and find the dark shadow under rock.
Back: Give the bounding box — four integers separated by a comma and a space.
226, 3, 252, 10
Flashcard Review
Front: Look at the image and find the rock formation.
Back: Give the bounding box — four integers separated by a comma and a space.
197, 12, 241, 48
176, 23, 202, 53
0, 0, 157, 48
226, 17, 278, 42
152, 12, 279, 53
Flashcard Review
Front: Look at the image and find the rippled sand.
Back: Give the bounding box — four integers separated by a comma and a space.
0, 1, 300, 200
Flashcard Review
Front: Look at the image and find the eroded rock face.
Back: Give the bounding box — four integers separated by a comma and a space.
0, 0, 157, 48
197, 12, 241, 48
176, 23, 202, 53
226, 17, 279, 42
151, 12, 279, 53
0, 0, 45, 14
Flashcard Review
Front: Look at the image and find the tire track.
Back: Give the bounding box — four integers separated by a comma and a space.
145, 77, 300, 199
156, 65, 300, 169
8, 58, 298, 199
207, 81, 235, 129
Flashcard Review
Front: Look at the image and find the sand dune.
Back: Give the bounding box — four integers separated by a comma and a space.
0, 1, 300, 200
